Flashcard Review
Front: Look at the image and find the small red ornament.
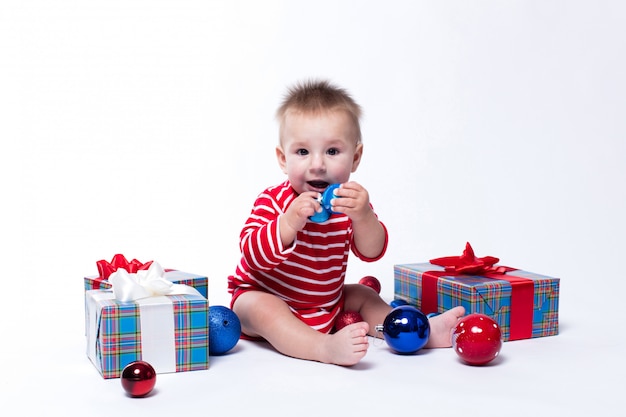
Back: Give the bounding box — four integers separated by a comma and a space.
359, 276, 381, 294
452, 314, 502, 365
334, 311, 364, 331
121, 361, 157, 397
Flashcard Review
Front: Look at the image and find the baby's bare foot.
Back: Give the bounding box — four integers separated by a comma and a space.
320, 322, 370, 366
426, 306, 466, 348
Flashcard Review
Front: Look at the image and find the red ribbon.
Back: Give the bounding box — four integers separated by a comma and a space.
423, 243, 534, 340
93, 254, 153, 289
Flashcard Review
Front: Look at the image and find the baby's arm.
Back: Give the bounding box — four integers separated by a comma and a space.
332, 182, 387, 259
240, 190, 322, 270
278, 191, 321, 248
239, 191, 298, 271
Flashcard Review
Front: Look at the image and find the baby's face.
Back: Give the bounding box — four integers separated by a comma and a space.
276, 109, 362, 195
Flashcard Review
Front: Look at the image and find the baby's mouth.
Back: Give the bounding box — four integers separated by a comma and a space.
307, 180, 330, 192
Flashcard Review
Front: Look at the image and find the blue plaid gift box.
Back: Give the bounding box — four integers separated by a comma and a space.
85, 290, 209, 379
85, 259, 210, 379
394, 262, 560, 341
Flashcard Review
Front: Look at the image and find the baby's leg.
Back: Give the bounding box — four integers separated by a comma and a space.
343, 283, 393, 336
343, 283, 465, 347
232, 290, 370, 366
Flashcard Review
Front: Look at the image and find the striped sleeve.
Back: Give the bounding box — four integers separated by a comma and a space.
239, 188, 293, 271
351, 220, 389, 262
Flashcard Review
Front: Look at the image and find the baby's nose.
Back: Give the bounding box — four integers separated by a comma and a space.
309, 154, 326, 171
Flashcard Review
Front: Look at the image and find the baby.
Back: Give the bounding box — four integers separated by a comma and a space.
228, 80, 465, 365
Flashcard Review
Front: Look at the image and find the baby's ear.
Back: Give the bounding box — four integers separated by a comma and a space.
351, 143, 364, 173
276, 145, 288, 174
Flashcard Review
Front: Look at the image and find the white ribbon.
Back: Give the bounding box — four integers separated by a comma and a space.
109, 261, 201, 302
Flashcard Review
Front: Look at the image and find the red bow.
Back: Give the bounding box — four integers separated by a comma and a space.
430, 242, 505, 275
96, 254, 153, 280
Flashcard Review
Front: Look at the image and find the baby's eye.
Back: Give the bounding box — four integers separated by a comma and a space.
327, 148, 339, 156
296, 149, 309, 156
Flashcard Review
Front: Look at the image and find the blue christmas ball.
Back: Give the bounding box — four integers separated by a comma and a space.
309, 184, 341, 223
381, 305, 430, 354
319, 183, 341, 212
209, 306, 241, 355
309, 208, 331, 223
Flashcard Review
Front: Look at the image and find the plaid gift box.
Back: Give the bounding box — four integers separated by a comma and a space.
393, 244, 560, 341
85, 290, 210, 379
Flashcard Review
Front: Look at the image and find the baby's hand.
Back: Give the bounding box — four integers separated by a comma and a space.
282, 191, 321, 233
330, 182, 372, 223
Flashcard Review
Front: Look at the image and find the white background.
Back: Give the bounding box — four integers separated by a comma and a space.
2, 1, 625, 415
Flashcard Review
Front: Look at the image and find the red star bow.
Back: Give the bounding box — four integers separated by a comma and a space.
96, 254, 153, 280
429, 242, 501, 275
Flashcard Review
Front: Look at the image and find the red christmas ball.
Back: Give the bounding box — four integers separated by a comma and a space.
359, 276, 381, 294
452, 314, 503, 365
121, 361, 157, 397
334, 311, 364, 331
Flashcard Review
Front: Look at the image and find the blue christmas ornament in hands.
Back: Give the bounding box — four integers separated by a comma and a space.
309, 183, 342, 223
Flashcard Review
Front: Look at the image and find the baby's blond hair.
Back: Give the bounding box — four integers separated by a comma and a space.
276, 79, 362, 143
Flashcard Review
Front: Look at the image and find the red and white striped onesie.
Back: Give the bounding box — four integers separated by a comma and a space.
228, 180, 388, 334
